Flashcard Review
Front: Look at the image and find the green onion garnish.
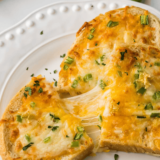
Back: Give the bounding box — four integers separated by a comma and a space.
17, 115, 22, 123
65, 56, 74, 64
88, 34, 94, 40
77, 126, 85, 132
63, 64, 69, 70
137, 87, 146, 95
107, 21, 119, 28
150, 113, 160, 118
144, 103, 153, 110
25, 134, 31, 142
30, 102, 36, 108
71, 141, 79, 147
140, 15, 149, 25
99, 80, 106, 90
74, 133, 83, 140
83, 74, 92, 82
43, 137, 51, 143
71, 80, 78, 88
22, 142, 34, 151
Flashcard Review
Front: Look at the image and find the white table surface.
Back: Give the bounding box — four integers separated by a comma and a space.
0, 0, 159, 34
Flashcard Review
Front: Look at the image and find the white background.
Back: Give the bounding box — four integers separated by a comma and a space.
0, 0, 158, 33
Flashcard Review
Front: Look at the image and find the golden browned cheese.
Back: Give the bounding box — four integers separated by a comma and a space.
58, 7, 158, 96
3, 76, 92, 159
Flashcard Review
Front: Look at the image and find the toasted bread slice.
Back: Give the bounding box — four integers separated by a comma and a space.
58, 6, 160, 96
0, 76, 93, 160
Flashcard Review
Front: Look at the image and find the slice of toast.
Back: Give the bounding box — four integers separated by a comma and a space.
0, 76, 93, 160
58, 6, 160, 96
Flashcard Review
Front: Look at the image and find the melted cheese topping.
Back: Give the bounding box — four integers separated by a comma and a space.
9, 77, 92, 159
58, 7, 158, 95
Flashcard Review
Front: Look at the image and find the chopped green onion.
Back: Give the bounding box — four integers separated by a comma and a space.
132, 0, 142, 2
66, 135, 69, 138
38, 88, 43, 93
117, 102, 120, 105
63, 64, 69, 70
40, 31, 43, 35
83, 74, 92, 82
33, 80, 40, 87
74, 133, 83, 140
100, 55, 105, 62
71, 80, 78, 88
98, 115, 102, 123
25, 134, 31, 142
150, 64, 152, 67
133, 81, 137, 88
52, 126, 59, 131
65, 57, 74, 64
26, 67, 29, 70
152, 91, 160, 100
60, 54, 66, 58
30, 102, 36, 108
54, 81, 57, 87
97, 125, 101, 130
95, 43, 98, 46
25, 87, 32, 96
45, 68, 48, 70
17, 115, 22, 123
88, 34, 94, 40
150, 113, 160, 118
114, 154, 119, 160
137, 116, 146, 119
90, 28, 95, 33
124, 72, 128, 75
120, 50, 127, 60
95, 60, 100, 65
134, 74, 139, 80
31, 74, 34, 77
117, 71, 122, 77
140, 15, 149, 25
54, 70, 57, 74
137, 87, 146, 95
43, 137, 51, 143
145, 127, 147, 132
154, 62, 160, 66
133, 39, 136, 42
102, 63, 106, 66
77, 126, 85, 132
24, 93, 27, 98
145, 61, 149, 63
99, 80, 106, 90
22, 142, 34, 151
71, 141, 79, 147
107, 21, 119, 28
144, 103, 153, 110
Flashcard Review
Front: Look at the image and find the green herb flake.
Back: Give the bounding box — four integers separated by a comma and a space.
150, 113, 160, 118
95, 43, 98, 46
83, 74, 92, 82
54, 70, 57, 74
97, 125, 101, 130
107, 21, 119, 28
65, 56, 74, 64
137, 87, 146, 95
124, 72, 128, 75
45, 68, 48, 70
66, 135, 69, 138
145, 61, 149, 63
43, 137, 51, 143
102, 63, 106, 66
90, 28, 95, 33
88, 34, 94, 40
137, 116, 146, 119
99, 80, 106, 90
133, 39, 136, 42
140, 15, 149, 25
33, 80, 40, 87
22, 142, 34, 151
60, 54, 66, 58
52, 126, 59, 131
154, 62, 160, 66
31, 74, 34, 77
38, 88, 43, 93
40, 31, 43, 35
120, 50, 127, 61
95, 60, 100, 65
134, 74, 139, 80
17, 115, 22, 123
71, 141, 79, 147
25, 87, 32, 96
144, 103, 153, 110
100, 55, 105, 62
25, 134, 31, 142
150, 64, 152, 67
24, 93, 27, 98
71, 80, 78, 88
98, 115, 102, 123
134, 57, 137, 60
152, 91, 160, 100
63, 64, 69, 70
77, 126, 85, 132
114, 154, 119, 160
26, 67, 29, 70
117, 102, 120, 105
145, 127, 147, 132
74, 133, 83, 140
117, 71, 122, 77
133, 81, 137, 88
30, 102, 36, 108
54, 81, 57, 87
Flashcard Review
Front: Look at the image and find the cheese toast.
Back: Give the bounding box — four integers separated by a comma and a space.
0, 76, 93, 160
58, 6, 160, 96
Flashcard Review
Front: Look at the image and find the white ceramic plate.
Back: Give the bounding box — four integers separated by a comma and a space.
1, 0, 160, 159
